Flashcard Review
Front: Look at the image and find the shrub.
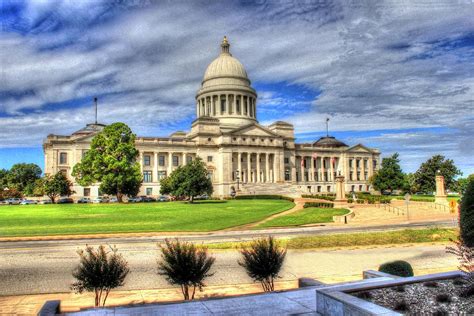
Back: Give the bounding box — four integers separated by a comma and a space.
301, 194, 335, 201
393, 300, 408, 312
71, 245, 129, 307
157, 239, 215, 300
460, 179, 474, 247
303, 202, 334, 208
235, 195, 294, 202
378, 260, 414, 277
433, 308, 449, 316
239, 236, 286, 292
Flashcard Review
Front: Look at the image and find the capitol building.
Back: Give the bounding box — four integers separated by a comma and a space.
43, 37, 381, 198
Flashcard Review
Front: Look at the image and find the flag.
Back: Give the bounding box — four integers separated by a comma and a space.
300, 158, 305, 168
331, 157, 335, 166
312, 153, 318, 159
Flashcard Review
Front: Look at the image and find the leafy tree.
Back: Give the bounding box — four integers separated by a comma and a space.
413, 155, 462, 193
72, 245, 129, 307
42, 172, 73, 203
6, 163, 42, 195
455, 174, 474, 195
0, 169, 8, 189
160, 158, 213, 203
402, 173, 419, 194
157, 239, 215, 300
0, 188, 23, 200
370, 153, 405, 194
73, 122, 142, 202
238, 236, 287, 292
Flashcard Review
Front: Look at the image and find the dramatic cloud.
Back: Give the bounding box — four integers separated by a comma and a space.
0, 0, 473, 173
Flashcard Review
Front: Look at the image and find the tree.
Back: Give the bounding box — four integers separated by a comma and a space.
6, 163, 42, 195
42, 172, 73, 203
370, 153, 405, 194
402, 173, 419, 194
413, 155, 462, 193
238, 236, 287, 292
455, 174, 474, 195
157, 239, 215, 300
72, 122, 142, 202
71, 245, 129, 307
160, 158, 213, 203
0, 169, 8, 189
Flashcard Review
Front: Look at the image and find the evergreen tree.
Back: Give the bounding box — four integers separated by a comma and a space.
42, 172, 74, 203
73, 123, 142, 202
460, 179, 474, 247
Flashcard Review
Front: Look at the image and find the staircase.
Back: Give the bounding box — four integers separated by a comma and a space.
238, 183, 302, 197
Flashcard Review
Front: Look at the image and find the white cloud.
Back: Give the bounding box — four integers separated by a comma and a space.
0, 0, 473, 173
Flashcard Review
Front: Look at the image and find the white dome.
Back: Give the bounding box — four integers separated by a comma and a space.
203, 54, 248, 81
202, 36, 249, 84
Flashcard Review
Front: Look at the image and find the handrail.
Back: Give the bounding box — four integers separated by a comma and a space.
381, 203, 405, 216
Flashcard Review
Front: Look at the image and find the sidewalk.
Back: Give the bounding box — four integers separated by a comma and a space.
0, 281, 297, 315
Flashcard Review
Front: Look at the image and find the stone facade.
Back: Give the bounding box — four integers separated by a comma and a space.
43, 37, 381, 199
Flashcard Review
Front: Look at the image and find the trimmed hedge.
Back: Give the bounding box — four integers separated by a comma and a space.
379, 260, 414, 277
235, 195, 294, 202
301, 194, 336, 201
303, 201, 334, 208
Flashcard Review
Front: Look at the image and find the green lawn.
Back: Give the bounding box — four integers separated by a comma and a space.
0, 199, 294, 237
256, 207, 349, 228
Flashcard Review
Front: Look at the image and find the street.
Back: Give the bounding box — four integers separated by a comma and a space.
0, 239, 458, 296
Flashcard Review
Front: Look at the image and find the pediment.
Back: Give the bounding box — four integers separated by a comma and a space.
226, 123, 280, 137
346, 144, 373, 153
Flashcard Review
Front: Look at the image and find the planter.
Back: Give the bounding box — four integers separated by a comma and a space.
316, 271, 466, 316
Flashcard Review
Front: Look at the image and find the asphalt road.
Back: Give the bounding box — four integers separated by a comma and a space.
0, 229, 458, 296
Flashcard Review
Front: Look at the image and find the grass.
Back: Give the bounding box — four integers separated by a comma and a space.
203, 228, 458, 250
256, 207, 349, 228
392, 194, 460, 202
0, 199, 294, 237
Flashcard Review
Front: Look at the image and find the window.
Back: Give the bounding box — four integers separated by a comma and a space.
207, 171, 213, 180
208, 137, 212, 142
364, 172, 368, 180
83, 188, 90, 197
349, 159, 353, 168
157, 171, 167, 180
159, 155, 165, 166
357, 172, 361, 181
146, 188, 153, 196
236, 99, 241, 114
285, 169, 291, 181
351, 185, 355, 192
207, 156, 213, 162
356, 159, 360, 168
327, 186, 331, 192
314, 172, 319, 181
220, 98, 226, 113
317, 186, 321, 193
59, 152, 67, 164
143, 171, 152, 183
364, 159, 368, 169
284, 158, 289, 164
350, 173, 353, 181
173, 156, 179, 166
143, 155, 151, 166
186, 155, 193, 164
359, 185, 363, 192
373, 159, 377, 169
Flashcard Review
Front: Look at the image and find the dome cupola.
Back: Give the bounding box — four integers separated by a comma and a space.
196, 37, 258, 128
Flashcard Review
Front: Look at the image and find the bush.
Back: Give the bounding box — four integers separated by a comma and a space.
303, 202, 334, 208
301, 194, 335, 201
157, 239, 215, 300
71, 245, 129, 307
378, 260, 414, 277
235, 195, 294, 202
239, 236, 286, 292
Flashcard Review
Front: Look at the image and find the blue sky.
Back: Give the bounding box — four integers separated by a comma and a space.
1, 0, 473, 175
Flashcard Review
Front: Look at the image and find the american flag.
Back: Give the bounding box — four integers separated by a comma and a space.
331, 157, 336, 166
312, 153, 318, 159
301, 158, 305, 167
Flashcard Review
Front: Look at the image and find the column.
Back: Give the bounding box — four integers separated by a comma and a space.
300, 156, 305, 182
256, 153, 261, 183
168, 152, 173, 175
139, 152, 143, 172
218, 95, 221, 115
183, 153, 187, 165
321, 157, 325, 182
253, 98, 257, 118
311, 155, 315, 182
330, 157, 335, 182
238, 152, 242, 182
290, 154, 297, 183
247, 153, 251, 183
352, 158, 357, 183
265, 154, 270, 183
154, 152, 158, 182
361, 157, 366, 181
227, 94, 231, 114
